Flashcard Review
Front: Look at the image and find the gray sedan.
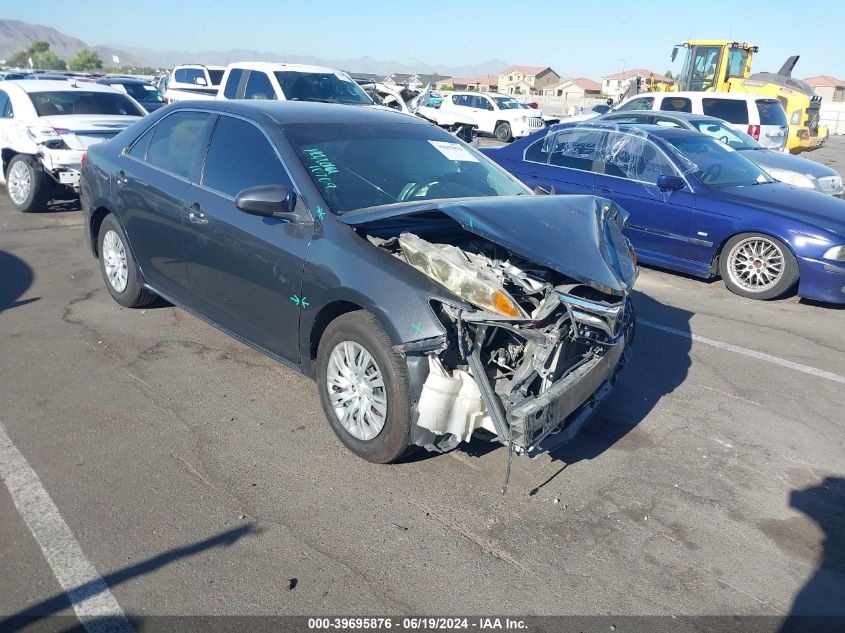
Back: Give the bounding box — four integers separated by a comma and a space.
600, 110, 843, 197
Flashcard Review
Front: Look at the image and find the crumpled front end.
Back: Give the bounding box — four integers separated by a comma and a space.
354, 196, 637, 458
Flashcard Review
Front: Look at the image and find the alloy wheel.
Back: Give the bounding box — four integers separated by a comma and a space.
7, 161, 31, 206
727, 236, 785, 292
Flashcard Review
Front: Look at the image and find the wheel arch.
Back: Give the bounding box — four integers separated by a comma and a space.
89, 206, 115, 257
710, 228, 800, 278
307, 300, 368, 367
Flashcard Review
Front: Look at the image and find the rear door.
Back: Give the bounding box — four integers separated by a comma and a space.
0, 89, 13, 150
117, 110, 216, 302
521, 128, 601, 194
469, 95, 496, 133
701, 97, 751, 137
182, 114, 312, 362
754, 99, 789, 150
594, 132, 696, 263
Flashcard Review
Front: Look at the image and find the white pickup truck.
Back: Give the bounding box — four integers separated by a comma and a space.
162, 64, 226, 102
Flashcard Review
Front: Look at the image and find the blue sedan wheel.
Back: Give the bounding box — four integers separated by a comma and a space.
719, 233, 799, 301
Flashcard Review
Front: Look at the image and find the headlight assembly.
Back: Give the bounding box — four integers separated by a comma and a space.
766, 167, 815, 189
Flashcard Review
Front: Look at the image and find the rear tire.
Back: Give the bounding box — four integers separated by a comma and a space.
719, 233, 799, 300
97, 215, 157, 308
494, 122, 513, 142
6, 155, 51, 213
316, 311, 413, 463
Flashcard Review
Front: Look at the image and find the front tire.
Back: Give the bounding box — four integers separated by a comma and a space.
6, 155, 51, 213
494, 122, 513, 142
97, 215, 157, 308
719, 233, 799, 300
316, 311, 413, 463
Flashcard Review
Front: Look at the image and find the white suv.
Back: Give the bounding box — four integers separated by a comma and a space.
439, 92, 545, 141
612, 91, 789, 150
0, 80, 145, 212
217, 62, 373, 104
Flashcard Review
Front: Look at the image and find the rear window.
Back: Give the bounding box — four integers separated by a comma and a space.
756, 99, 788, 125
208, 70, 225, 86
660, 97, 692, 113
28, 91, 145, 117
273, 71, 372, 105
122, 83, 164, 103
701, 98, 748, 124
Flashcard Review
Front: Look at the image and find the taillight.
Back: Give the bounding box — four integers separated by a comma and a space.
80, 152, 87, 167
747, 125, 761, 140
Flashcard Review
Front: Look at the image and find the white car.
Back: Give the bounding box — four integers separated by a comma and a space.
0, 80, 145, 212
612, 90, 789, 151
217, 62, 373, 104
162, 64, 226, 103
439, 92, 546, 141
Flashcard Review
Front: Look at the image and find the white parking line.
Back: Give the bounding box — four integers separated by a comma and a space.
640, 319, 845, 385
0, 419, 133, 633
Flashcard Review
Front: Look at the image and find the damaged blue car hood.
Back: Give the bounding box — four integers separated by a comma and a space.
338, 195, 637, 296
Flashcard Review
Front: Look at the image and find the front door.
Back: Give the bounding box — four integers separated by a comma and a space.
528, 128, 602, 194
182, 114, 312, 362
595, 132, 696, 264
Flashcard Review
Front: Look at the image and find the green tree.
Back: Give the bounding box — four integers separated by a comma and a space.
68, 49, 103, 71
665, 70, 675, 80
7, 41, 65, 70
8, 50, 29, 67
34, 50, 66, 70
31, 40, 50, 54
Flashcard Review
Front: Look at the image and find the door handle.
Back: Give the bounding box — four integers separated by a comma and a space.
185, 202, 207, 224
599, 187, 612, 194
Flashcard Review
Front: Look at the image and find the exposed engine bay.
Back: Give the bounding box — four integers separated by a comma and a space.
359, 210, 635, 466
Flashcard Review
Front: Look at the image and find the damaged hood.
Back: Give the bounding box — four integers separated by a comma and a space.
339, 195, 637, 296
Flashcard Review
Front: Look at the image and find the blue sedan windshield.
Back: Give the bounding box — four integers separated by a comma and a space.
664, 135, 772, 188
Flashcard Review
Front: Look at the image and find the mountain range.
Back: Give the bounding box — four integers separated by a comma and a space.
0, 18, 509, 77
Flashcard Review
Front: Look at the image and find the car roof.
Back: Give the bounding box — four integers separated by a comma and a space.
98, 77, 150, 85
3, 79, 123, 93
226, 61, 352, 74
632, 90, 770, 101
167, 99, 427, 126
175, 64, 226, 71
552, 120, 704, 139
604, 111, 726, 124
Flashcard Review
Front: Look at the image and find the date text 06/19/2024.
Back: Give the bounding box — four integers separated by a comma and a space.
307, 617, 529, 630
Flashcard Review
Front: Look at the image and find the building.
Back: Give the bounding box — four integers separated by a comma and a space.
601, 68, 669, 101
803, 76, 845, 103
497, 66, 560, 95
542, 77, 602, 99
437, 74, 498, 92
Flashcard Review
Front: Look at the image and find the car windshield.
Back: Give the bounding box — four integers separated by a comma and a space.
121, 83, 165, 103
663, 134, 772, 187
28, 90, 146, 117
274, 71, 373, 105
690, 120, 761, 150
285, 122, 529, 213
493, 97, 521, 110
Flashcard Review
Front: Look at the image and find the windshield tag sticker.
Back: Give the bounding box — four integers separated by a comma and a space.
303, 148, 338, 190
428, 140, 478, 162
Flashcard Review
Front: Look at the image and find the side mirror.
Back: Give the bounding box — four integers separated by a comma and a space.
671, 46, 679, 62
195, 77, 207, 86
235, 185, 303, 222
534, 184, 556, 195
656, 175, 686, 191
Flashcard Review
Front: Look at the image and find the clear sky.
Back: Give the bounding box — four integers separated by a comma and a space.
6, 0, 844, 79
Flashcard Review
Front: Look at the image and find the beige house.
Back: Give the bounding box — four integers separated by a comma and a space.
543, 77, 602, 98
497, 66, 560, 95
803, 76, 845, 103
438, 74, 498, 92
601, 68, 669, 101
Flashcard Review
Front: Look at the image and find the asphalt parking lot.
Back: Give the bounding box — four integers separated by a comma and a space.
1, 137, 844, 627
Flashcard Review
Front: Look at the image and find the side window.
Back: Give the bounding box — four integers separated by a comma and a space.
652, 116, 685, 129
243, 71, 275, 100
126, 126, 154, 159
702, 98, 749, 124
146, 111, 215, 179
607, 114, 654, 125
0, 90, 11, 118
548, 129, 603, 170
524, 137, 550, 163
202, 116, 289, 197
602, 132, 677, 183
223, 68, 245, 99
452, 95, 467, 107
660, 97, 692, 113
615, 96, 655, 112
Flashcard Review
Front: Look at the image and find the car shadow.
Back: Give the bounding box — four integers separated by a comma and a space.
0, 524, 258, 631
0, 250, 38, 313
780, 476, 845, 632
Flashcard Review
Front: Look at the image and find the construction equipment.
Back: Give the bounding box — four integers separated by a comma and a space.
667, 40, 826, 153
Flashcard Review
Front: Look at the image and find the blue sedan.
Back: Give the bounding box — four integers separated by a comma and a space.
482, 123, 845, 304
